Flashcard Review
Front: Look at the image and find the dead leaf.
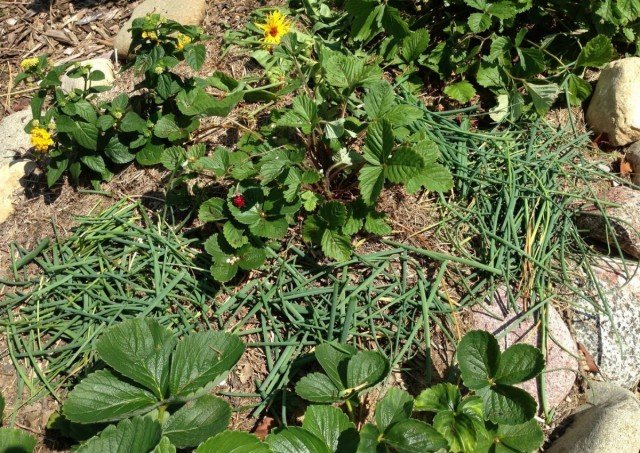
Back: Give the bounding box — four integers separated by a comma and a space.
577, 342, 599, 373
252, 416, 276, 440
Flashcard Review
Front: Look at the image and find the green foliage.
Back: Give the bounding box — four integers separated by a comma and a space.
197, 30, 452, 279
295, 342, 390, 405
410, 330, 545, 452
456, 330, 544, 425
15, 14, 234, 187
62, 318, 244, 451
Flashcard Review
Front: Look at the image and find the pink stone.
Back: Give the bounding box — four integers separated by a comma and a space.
471, 287, 579, 411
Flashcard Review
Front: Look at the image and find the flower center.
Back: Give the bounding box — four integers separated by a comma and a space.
268, 26, 279, 37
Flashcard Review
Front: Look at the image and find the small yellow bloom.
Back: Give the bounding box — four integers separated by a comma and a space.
141, 30, 158, 41
256, 11, 292, 47
175, 33, 192, 51
20, 57, 39, 71
30, 127, 54, 153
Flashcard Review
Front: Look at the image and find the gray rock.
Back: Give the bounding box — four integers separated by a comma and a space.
587, 57, 640, 147
547, 381, 640, 453
624, 141, 640, 186
471, 287, 579, 411
0, 110, 32, 163
113, 0, 206, 57
572, 258, 640, 389
60, 58, 115, 93
575, 186, 640, 259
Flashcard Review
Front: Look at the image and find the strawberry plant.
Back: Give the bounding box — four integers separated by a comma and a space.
61, 318, 245, 451
295, 342, 390, 414
198, 25, 453, 281
292, 331, 545, 453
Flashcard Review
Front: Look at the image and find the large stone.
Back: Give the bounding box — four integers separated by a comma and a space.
113, 0, 206, 57
0, 110, 32, 163
572, 258, 640, 389
471, 287, 578, 411
575, 186, 640, 258
547, 381, 640, 453
623, 141, 640, 185
587, 58, 640, 147
0, 160, 36, 223
60, 58, 115, 93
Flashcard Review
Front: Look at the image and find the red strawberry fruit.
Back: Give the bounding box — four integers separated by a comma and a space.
232, 194, 246, 209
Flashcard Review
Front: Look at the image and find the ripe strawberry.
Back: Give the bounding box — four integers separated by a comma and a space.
232, 194, 246, 209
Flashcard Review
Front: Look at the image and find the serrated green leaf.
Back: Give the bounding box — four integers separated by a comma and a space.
356, 424, 380, 453
375, 388, 414, 432
295, 373, 343, 403
319, 201, 347, 229
238, 245, 266, 270
95, 318, 175, 399
457, 330, 500, 390
0, 427, 37, 453
75, 416, 162, 453
79, 155, 106, 174
249, 216, 289, 239
184, 43, 206, 70
315, 342, 356, 389
384, 148, 425, 183
120, 112, 148, 133
516, 47, 546, 76
199, 198, 228, 223
406, 163, 453, 194
105, 137, 136, 164
302, 406, 358, 452
195, 431, 270, 453
496, 419, 544, 451
565, 74, 592, 106
169, 332, 244, 397
468, 12, 492, 33
402, 29, 430, 62
382, 419, 448, 453
163, 395, 231, 448
414, 383, 461, 412
154, 114, 181, 139
266, 427, 331, 453
73, 122, 99, 150
479, 385, 538, 425
495, 344, 544, 385
320, 229, 352, 261
444, 81, 477, 103
276, 95, 318, 134
152, 437, 176, 453
346, 351, 388, 390
433, 411, 478, 453
223, 222, 249, 248
358, 165, 385, 205
211, 261, 238, 283
160, 146, 186, 171
576, 34, 616, 68
487, 1, 517, 19
525, 81, 560, 116
63, 369, 158, 423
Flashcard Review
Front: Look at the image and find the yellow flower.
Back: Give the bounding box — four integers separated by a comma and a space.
20, 57, 39, 71
175, 33, 192, 51
30, 127, 54, 153
256, 11, 292, 47
141, 30, 158, 41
